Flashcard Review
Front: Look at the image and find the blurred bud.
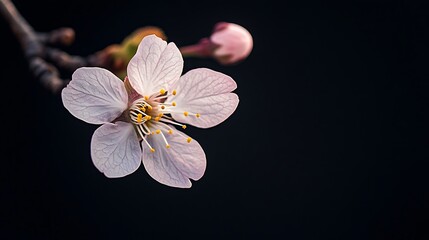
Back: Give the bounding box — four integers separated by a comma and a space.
92, 26, 166, 79
50, 28, 76, 46
37, 27, 75, 46
180, 22, 253, 65
121, 26, 166, 60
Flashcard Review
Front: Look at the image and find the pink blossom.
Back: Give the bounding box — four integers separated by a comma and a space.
61, 35, 239, 188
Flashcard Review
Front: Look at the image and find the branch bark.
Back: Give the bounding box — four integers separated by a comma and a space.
0, 0, 100, 93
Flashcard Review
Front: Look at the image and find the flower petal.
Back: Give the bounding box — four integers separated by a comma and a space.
167, 68, 239, 128
127, 35, 183, 96
141, 128, 206, 188
91, 122, 142, 178
62, 67, 128, 124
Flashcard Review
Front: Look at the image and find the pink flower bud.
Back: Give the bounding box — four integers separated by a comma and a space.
180, 22, 253, 65
210, 22, 253, 65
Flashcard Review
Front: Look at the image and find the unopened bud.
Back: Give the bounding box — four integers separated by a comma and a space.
180, 22, 253, 65
210, 22, 253, 65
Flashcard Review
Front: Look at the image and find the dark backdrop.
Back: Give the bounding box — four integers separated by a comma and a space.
2, 0, 428, 239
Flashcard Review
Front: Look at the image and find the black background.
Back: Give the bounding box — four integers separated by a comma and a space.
2, 0, 429, 239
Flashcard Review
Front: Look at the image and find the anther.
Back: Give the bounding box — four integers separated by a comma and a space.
187, 137, 192, 143
137, 113, 143, 123
166, 144, 170, 149
168, 129, 173, 134
155, 129, 161, 134
150, 148, 155, 153
196, 113, 200, 118
184, 111, 189, 117
182, 125, 187, 129
172, 90, 177, 95
144, 96, 149, 100
160, 88, 166, 95
144, 115, 152, 121
172, 102, 176, 106
161, 105, 165, 110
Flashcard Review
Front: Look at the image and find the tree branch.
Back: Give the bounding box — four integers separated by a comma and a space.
0, 0, 102, 93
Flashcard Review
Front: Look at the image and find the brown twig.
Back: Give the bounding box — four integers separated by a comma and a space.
0, 0, 101, 93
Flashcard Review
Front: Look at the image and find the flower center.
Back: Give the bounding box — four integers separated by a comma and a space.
128, 89, 199, 153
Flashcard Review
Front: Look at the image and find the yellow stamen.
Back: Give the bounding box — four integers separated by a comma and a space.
141, 134, 154, 151
154, 116, 161, 121
155, 129, 161, 134
139, 107, 146, 112
147, 105, 153, 110
158, 113, 163, 117
196, 113, 201, 118
144, 115, 152, 121
166, 144, 170, 149
182, 125, 187, 129
160, 88, 166, 95
172, 90, 177, 95
172, 102, 176, 107
144, 96, 149, 101
161, 105, 165, 110
184, 111, 189, 117
168, 129, 173, 134
187, 137, 192, 143
137, 113, 143, 123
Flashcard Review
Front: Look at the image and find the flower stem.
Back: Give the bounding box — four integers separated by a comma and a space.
180, 45, 205, 57
179, 38, 214, 58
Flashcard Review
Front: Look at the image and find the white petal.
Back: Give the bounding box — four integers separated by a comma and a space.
142, 128, 206, 188
62, 67, 128, 124
167, 68, 239, 128
91, 122, 142, 178
127, 35, 183, 96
